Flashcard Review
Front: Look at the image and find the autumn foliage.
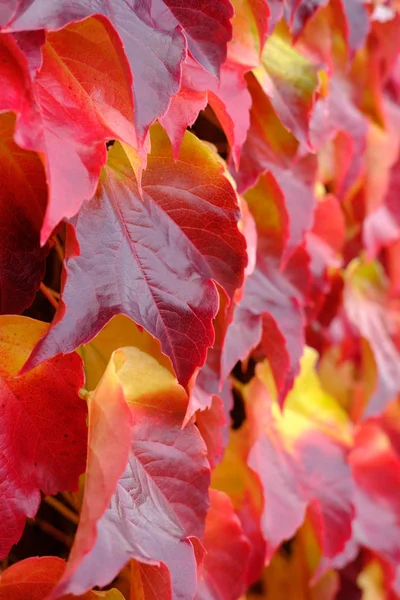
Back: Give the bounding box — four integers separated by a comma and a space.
2, 0, 400, 598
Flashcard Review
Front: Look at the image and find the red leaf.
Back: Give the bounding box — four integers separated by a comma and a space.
246, 350, 354, 561
187, 200, 256, 418
163, 0, 233, 77
364, 143, 400, 256
350, 420, 400, 566
161, 57, 251, 168
0, 33, 40, 147
0, 113, 48, 314
52, 346, 210, 599
196, 490, 251, 600
222, 173, 310, 401
344, 259, 400, 416
130, 560, 172, 600
229, 0, 270, 69
1, 17, 139, 243
211, 426, 266, 587
0, 558, 66, 600
24, 127, 247, 387
233, 75, 317, 257
187, 289, 236, 420
309, 78, 367, 200
0, 557, 124, 599
2, 1, 233, 139
0, 316, 87, 557
196, 396, 227, 469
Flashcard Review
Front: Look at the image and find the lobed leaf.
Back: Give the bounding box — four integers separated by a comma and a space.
24, 125, 247, 387
1, 17, 138, 243
1, 0, 233, 139
0, 316, 87, 557
51, 345, 210, 599
222, 172, 310, 401
246, 349, 354, 561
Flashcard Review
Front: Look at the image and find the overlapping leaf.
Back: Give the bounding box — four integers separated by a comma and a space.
0, 557, 123, 599
286, 0, 370, 54
2, 0, 400, 597
1, 0, 233, 139
0, 316, 87, 557
350, 419, 400, 568
160, 56, 251, 168
245, 348, 354, 562
253, 28, 319, 147
0, 17, 138, 242
23, 126, 247, 387
51, 344, 210, 599
222, 171, 310, 401
211, 426, 267, 588
233, 74, 317, 259
196, 490, 251, 600
228, 0, 269, 68
344, 258, 400, 416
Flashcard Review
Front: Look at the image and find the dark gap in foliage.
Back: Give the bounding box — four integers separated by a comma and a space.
336, 552, 364, 600
8, 496, 76, 565
247, 579, 265, 596
190, 106, 228, 160
280, 537, 294, 558
23, 226, 65, 323
230, 387, 246, 430
232, 357, 257, 383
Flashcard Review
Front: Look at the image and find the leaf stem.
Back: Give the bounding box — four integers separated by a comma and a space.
39, 282, 59, 310
61, 491, 81, 513
27, 518, 73, 547
53, 235, 65, 262
44, 496, 79, 525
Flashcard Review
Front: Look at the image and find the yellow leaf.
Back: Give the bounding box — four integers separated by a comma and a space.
79, 315, 173, 391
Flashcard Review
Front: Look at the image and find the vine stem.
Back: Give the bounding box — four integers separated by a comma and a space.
44, 496, 79, 525
39, 282, 59, 310
61, 491, 81, 513
53, 234, 65, 262
27, 518, 73, 547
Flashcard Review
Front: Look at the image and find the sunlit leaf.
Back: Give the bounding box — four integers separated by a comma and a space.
0, 557, 123, 599
23, 125, 247, 387
51, 345, 210, 599
1, 17, 138, 243
246, 348, 354, 561
253, 29, 319, 146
